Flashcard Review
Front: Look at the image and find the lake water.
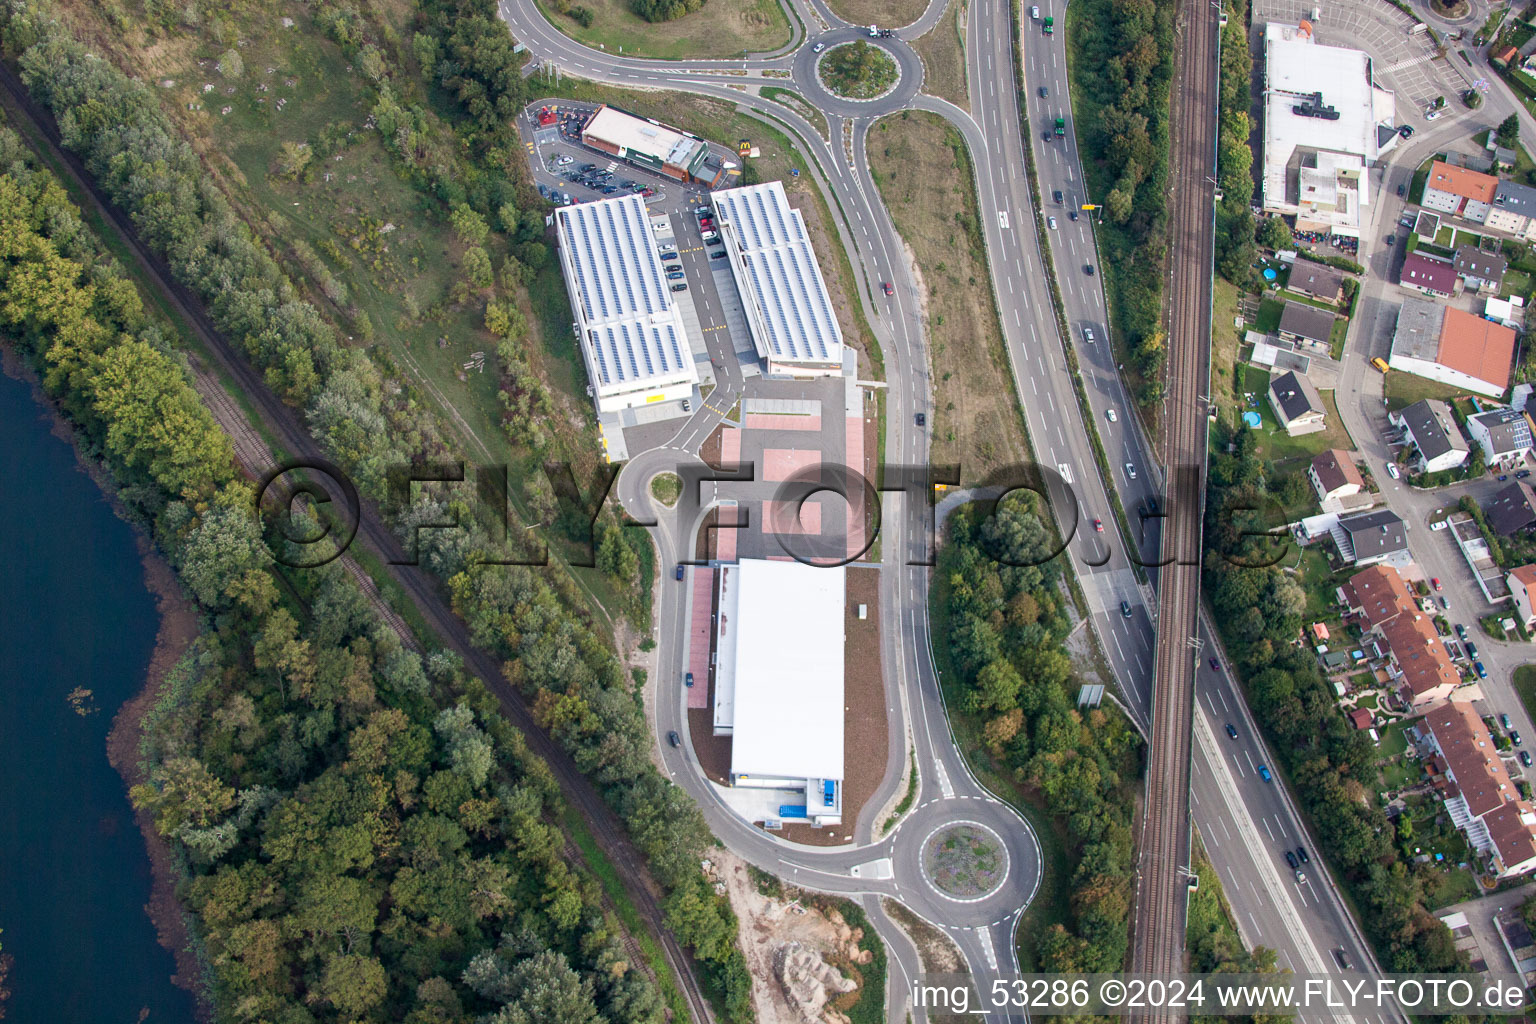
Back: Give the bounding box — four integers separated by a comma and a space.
0, 366, 197, 1022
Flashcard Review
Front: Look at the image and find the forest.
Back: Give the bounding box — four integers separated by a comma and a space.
1203, 424, 1468, 976
1069, 0, 1176, 403
0, 0, 751, 1019
938, 497, 1141, 973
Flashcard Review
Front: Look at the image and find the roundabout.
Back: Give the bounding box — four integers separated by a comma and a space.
816, 40, 902, 101
792, 28, 924, 115
922, 821, 1011, 901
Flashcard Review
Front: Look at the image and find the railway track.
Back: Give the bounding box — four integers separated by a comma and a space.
0, 58, 713, 1024
1128, 0, 1220, 1010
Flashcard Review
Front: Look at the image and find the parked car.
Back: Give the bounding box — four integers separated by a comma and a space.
1432, 577, 1441, 591
1396, 184, 1406, 197
710, 250, 726, 259
1259, 765, 1272, 782
1399, 124, 1414, 138
1503, 714, 1514, 730
1456, 624, 1469, 641
1226, 723, 1238, 739
1439, 596, 1450, 610
1386, 463, 1400, 479
1520, 470, 1532, 479
685, 672, 694, 687
1475, 661, 1488, 679
682, 398, 691, 412
1523, 751, 1533, 769
1430, 519, 1449, 531
1385, 235, 1395, 247
667, 730, 681, 747
675, 564, 685, 581
1512, 729, 1523, 747
661, 252, 679, 261
1466, 641, 1479, 660
671, 283, 688, 292
1499, 474, 1510, 482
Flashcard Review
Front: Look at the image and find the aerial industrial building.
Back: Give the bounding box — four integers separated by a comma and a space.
1260, 21, 1397, 241
711, 181, 846, 377
581, 105, 710, 182
553, 193, 698, 413
1389, 298, 1516, 399
712, 558, 845, 825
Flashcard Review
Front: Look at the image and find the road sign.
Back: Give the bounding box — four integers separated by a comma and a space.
738, 139, 751, 157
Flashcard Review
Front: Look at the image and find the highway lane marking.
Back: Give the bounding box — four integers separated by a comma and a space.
1262, 817, 1275, 841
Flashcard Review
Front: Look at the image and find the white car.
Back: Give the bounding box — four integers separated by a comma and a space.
1106, 408, 1117, 422
1386, 462, 1400, 479
701, 230, 719, 242
1425, 109, 1441, 121
1430, 519, 1450, 531
1031, 4, 1040, 16
812, 42, 824, 52
1048, 216, 1057, 229
1126, 462, 1137, 480
1083, 326, 1095, 343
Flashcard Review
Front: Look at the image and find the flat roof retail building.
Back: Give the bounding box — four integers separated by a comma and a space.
712, 558, 845, 825
554, 194, 698, 412
581, 105, 710, 182
711, 181, 846, 377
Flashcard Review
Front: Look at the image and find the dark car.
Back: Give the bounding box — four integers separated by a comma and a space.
601, 185, 618, 194
1523, 751, 1533, 768
1225, 723, 1238, 739
1399, 124, 1414, 138
684, 672, 694, 688
1385, 235, 1395, 247
1209, 657, 1220, 671
1519, 470, 1532, 479
1259, 764, 1272, 781
1396, 184, 1406, 197
1053, 189, 1063, 204
667, 730, 681, 748
1284, 850, 1299, 870
1069, 210, 1078, 221
1503, 714, 1514, 730
1499, 474, 1510, 482
1120, 600, 1132, 618
1084, 264, 1095, 275
1296, 846, 1309, 864
1038, 86, 1048, 97
671, 283, 688, 292
1043, 130, 1053, 141
1466, 641, 1480, 659
675, 564, 685, 581
915, 412, 926, 426
1456, 623, 1469, 641
661, 252, 679, 261
1334, 949, 1355, 970
710, 250, 726, 259
1513, 730, 1524, 747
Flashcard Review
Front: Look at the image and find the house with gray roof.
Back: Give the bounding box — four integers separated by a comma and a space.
1389, 398, 1469, 474
1278, 301, 1338, 351
1454, 245, 1507, 294
1267, 370, 1326, 436
1467, 407, 1535, 469
1488, 480, 1536, 536
1338, 508, 1409, 567
1488, 179, 1536, 242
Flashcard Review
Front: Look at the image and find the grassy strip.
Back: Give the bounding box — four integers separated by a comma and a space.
1513, 664, 1536, 727
562, 803, 693, 1022
759, 86, 830, 138
880, 748, 919, 836
1007, 0, 1145, 584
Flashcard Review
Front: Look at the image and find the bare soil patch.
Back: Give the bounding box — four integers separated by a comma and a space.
869, 112, 1030, 483
826, 0, 932, 30
913, 0, 970, 112
532, 0, 791, 60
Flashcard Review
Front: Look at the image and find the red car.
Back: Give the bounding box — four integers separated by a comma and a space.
1093, 518, 1103, 532
1432, 577, 1442, 591
882, 282, 894, 296
700, 217, 714, 229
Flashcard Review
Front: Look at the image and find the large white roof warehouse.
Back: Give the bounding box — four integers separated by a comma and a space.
554, 194, 698, 412
1261, 21, 1397, 239
712, 181, 845, 376
716, 559, 845, 790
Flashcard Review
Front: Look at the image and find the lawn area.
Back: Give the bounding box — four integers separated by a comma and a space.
1247, 379, 1354, 460
913, 0, 969, 112
819, 42, 900, 100
1379, 719, 1411, 760
1210, 277, 1247, 424
826, 0, 930, 28
1254, 297, 1284, 334
532, 0, 791, 59
1384, 369, 1468, 411
1296, 545, 1342, 619
1424, 863, 1484, 910
1514, 664, 1536, 726
758, 87, 829, 139
869, 111, 1032, 482
1502, 267, 1533, 301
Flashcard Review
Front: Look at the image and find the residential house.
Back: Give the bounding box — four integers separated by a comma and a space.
1389, 398, 1469, 474
1399, 251, 1458, 298
1347, 707, 1374, 730
1337, 508, 1410, 567
1390, 299, 1516, 400
1421, 161, 1499, 223
1508, 564, 1536, 632
1287, 262, 1347, 303
1344, 565, 1458, 708
1454, 245, 1508, 294
1466, 407, 1534, 469
1494, 45, 1521, 69
1487, 480, 1536, 536
1488, 180, 1536, 241
1268, 370, 1327, 436
1308, 448, 1370, 511
1278, 300, 1338, 351
1425, 701, 1536, 876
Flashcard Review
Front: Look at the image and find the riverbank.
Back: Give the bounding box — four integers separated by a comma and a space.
1, 345, 209, 1019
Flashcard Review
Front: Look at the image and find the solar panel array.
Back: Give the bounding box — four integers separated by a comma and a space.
587, 321, 692, 386
713, 182, 843, 366
557, 195, 670, 325
555, 194, 697, 394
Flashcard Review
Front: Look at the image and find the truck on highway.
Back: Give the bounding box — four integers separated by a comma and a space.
1043, 14, 1054, 32
1054, 117, 1066, 136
